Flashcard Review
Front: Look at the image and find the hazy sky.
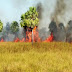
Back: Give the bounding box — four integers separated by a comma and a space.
0, 0, 56, 27
0, 0, 72, 30
0, 0, 36, 26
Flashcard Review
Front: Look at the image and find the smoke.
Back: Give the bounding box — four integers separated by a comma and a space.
48, 0, 72, 42
66, 20, 72, 42
39, 27, 50, 40
11, 0, 72, 29
49, 20, 66, 42
36, 2, 50, 40
57, 23, 66, 42
1, 0, 72, 42
36, 0, 56, 40
36, 3, 43, 20
51, 0, 66, 25
49, 20, 58, 41
12, 0, 35, 9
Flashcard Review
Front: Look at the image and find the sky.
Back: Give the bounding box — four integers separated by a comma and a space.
0, 0, 56, 28
0, 0, 36, 26
0, 0, 72, 30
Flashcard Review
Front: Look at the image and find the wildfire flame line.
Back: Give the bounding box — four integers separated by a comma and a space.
0, 26, 53, 42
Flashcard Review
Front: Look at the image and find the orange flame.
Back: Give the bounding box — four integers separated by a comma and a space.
43, 33, 53, 42
14, 26, 53, 42
0, 38, 4, 42
14, 37, 20, 42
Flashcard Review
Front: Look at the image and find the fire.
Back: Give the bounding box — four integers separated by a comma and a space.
14, 26, 53, 42
20, 38, 25, 42
14, 37, 20, 42
33, 26, 37, 31
43, 33, 53, 42
0, 38, 4, 42
0, 26, 53, 42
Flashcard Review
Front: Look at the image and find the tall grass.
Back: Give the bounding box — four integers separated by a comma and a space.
0, 42, 72, 72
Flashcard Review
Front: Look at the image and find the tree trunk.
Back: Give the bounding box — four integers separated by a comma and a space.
32, 29, 33, 44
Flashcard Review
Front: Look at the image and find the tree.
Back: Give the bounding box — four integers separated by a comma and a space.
6, 22, 10, 32
20, 7, 39, 43
10, 21, 19, 39
66, 20, 72, 42
0, 20, 3, 41
1, 27, 6, 41
4, 22, 10, 41
20, 7, 39, 29
0, 20, 3, 32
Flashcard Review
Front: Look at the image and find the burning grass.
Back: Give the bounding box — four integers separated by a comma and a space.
0, 42, 72, 72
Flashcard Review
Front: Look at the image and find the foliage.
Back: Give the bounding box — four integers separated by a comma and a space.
20, 7, 39, 29
10, 21, 19, 33
0, 20, 3, 32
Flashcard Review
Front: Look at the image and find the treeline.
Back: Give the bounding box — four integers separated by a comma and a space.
0, 7, 39, 41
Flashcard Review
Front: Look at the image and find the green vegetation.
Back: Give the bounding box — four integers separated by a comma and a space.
0, 20, 3, 32
20, 7, 39, 29
10, 21, 19, 33
0, 42, 72, 72
10, 21, 19, 38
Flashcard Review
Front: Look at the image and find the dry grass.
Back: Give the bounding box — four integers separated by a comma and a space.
0, 42, 72, 72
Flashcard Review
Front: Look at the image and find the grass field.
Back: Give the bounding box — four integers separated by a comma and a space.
0, 42, 72, 72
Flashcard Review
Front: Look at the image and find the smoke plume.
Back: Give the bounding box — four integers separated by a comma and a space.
36, 3, 43, 20
66, 20, 72, 42
51, 0, 66, 25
